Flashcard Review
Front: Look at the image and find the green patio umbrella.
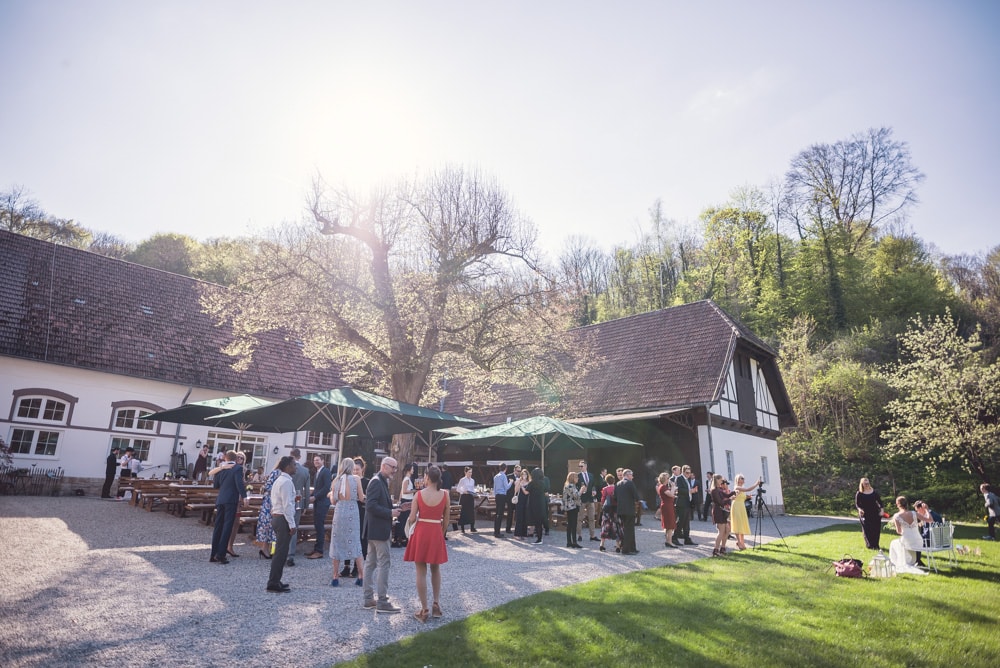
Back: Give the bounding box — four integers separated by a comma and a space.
147, 394, 279, 433
214, 387, 479, 441
440, 415, 642, 471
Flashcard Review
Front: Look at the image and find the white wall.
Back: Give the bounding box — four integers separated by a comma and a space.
698, 424, 784, 509
0, 357, 291, 478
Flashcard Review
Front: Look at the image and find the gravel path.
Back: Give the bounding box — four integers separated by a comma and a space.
0, 496, 851, 667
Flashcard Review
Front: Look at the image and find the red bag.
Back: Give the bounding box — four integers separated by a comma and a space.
833, 555, 863, 578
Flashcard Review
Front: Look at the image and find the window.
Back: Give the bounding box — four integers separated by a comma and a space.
307, 431, 333, 447
725, 450, 735, 482
9, 428, 61, 456
111, 437, 152, 461
753, 362, 779, 431
114, 408, 156, 431
711, 362, 740, 420
17, 397, 67, 423
760, 457, 770, 485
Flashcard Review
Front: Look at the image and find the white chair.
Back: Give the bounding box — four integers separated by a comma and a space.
923, 522, 956, 573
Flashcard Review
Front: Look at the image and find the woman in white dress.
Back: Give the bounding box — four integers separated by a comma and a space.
889, 496, 927, 575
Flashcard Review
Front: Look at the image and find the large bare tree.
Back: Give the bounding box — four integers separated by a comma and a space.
204, 166, 592, 472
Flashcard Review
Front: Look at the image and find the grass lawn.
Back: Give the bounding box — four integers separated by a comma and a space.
336, 522, 999, 668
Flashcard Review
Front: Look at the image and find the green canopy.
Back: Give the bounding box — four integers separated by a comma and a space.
214, 387, 479, 440
440, 415, 642, 471
147, 394, 279, 432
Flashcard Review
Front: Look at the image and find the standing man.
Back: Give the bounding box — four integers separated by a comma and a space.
266, 456, 297, 593
672, 465, 695, 545
577, 460, 599, 542
307, 455, 332, 559
101, 446, 120, 499
616, 469, 639, 555
492, 463, 510, 538
210, 450, 246, 564
287, 447, 311, 566
701, 471, 714, 521
115, 447, 134, 499
363, 456, 401, 613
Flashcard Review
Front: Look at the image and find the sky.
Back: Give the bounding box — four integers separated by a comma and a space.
1, 1, 998, 261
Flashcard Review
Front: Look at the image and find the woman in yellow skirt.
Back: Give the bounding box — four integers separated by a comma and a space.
730, 474, 762, 550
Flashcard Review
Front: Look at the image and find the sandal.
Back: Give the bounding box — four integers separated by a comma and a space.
432, 602, 443, 618
414, 608, 429, 623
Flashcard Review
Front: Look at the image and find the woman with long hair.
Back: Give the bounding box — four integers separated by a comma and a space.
855, 477, 884, 550
255, 459, 285, 559
710, 475, 737, 557
656, 471, 677, 548
730, 473, 762, 550
393, 462, 419, 547
563, 472, 582, 548
404, 464, 449, 622
599, 473, 622, 553
513, 469, 530, 540
328, 457, 365, 587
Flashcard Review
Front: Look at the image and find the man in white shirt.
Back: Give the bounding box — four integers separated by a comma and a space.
576, 460, 599, 542
266, 456, 298, 593
456, 467, 477, 533
492, 463, 510, 538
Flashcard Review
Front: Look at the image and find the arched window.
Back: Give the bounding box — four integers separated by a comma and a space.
7, 388, 77, 458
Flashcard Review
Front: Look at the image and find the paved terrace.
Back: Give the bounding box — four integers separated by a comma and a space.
0, 496, 852, 667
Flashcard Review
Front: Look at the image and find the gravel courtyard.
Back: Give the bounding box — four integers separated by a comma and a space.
0, 496, 851, 667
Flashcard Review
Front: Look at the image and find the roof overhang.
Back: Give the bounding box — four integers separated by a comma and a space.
570, 407, 693, 425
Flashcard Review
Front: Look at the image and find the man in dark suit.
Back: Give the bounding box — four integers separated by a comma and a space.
210, 450, 246, 564
616, 469, 639, 554
307, 455, 332, 559
577, 460, 599, 542
363, 456, 400, 614
672, 465, 695, 545
101, 446, 120, 498
504, 464, 520, 532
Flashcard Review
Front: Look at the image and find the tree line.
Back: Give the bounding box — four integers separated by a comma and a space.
5, 127, 999, 514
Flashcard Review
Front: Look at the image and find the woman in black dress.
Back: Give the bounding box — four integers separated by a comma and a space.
513, 469, 530, 539
526, 468, 546, 544
855, 477, 884, 550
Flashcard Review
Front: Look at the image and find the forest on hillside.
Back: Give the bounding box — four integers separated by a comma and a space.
5, 127, 999, 519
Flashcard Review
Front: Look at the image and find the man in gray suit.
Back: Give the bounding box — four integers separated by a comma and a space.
287, 447, 311, 566
363, 456, 400, 614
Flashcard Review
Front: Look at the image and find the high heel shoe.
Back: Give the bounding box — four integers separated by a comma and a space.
355, 578, 363, 587
227, 550, 240, 558
432, 602, 443, 618
414, 608, 429, 623
330, 579, 339, 587
258, 549, 272, 560
599, 545, 606, 552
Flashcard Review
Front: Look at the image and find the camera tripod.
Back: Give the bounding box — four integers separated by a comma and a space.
752, 489, 789, 552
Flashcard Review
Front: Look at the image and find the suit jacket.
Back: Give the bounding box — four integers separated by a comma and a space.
105, 453, 118, 476
214, 464, 246, 506
292, 463, 310, 512
312, 466, 332, 502
577, 469, 596, 503
673, 475, 692, 507
615, 479, 639, 516
364, 472, 394, 541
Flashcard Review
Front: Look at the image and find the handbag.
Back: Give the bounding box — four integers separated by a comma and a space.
511, 491, 519, 505
833, 554, 864, 578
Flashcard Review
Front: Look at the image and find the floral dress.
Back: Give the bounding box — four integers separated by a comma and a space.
600, 485, 622, 540
254, 468, 283, 545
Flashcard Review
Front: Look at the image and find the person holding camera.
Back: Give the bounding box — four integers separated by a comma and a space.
709, 475, 737, 557
730, 474, 762, 550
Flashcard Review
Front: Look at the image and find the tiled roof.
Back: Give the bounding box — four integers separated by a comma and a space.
1, 232, 793, 427
0, 231, 345, 398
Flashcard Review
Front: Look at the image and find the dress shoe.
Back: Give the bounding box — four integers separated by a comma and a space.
590, 536, 599, 541
306, 552, 324, 559
376, 601, 401, 614
684, 540, 696, 546
572, 543, 583, 549
340, 565, 352, 577
623, 550, 639, 555
363, 598, 377, 609
286, 557, 295, 567
266, 584, 289, 593
470, 527, 477, 533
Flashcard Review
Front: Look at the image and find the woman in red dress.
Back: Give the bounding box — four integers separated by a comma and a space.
404, 464, 449, 622
656, 472, 678, 548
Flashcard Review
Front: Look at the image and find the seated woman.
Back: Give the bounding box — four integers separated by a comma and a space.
888, 496, 927, 575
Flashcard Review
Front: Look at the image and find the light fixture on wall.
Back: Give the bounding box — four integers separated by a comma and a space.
273, 446, 280, 455
196, 439, 203, 450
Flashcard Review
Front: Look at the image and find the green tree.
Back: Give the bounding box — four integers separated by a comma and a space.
128, 233, 200, 276
1, 185, 90, 246
882, 310, 1000, 483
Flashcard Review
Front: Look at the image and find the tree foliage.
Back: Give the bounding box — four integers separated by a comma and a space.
882, 311, 1000, 483
1, 185, 90, 246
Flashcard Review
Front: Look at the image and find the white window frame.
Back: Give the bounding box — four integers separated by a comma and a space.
725, 450, 735, 482
113, 407, 157, 432
8, 427, 62, 457
15, 396, 68, 424
760, 456, 770, 485
111, 437, 153, 461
